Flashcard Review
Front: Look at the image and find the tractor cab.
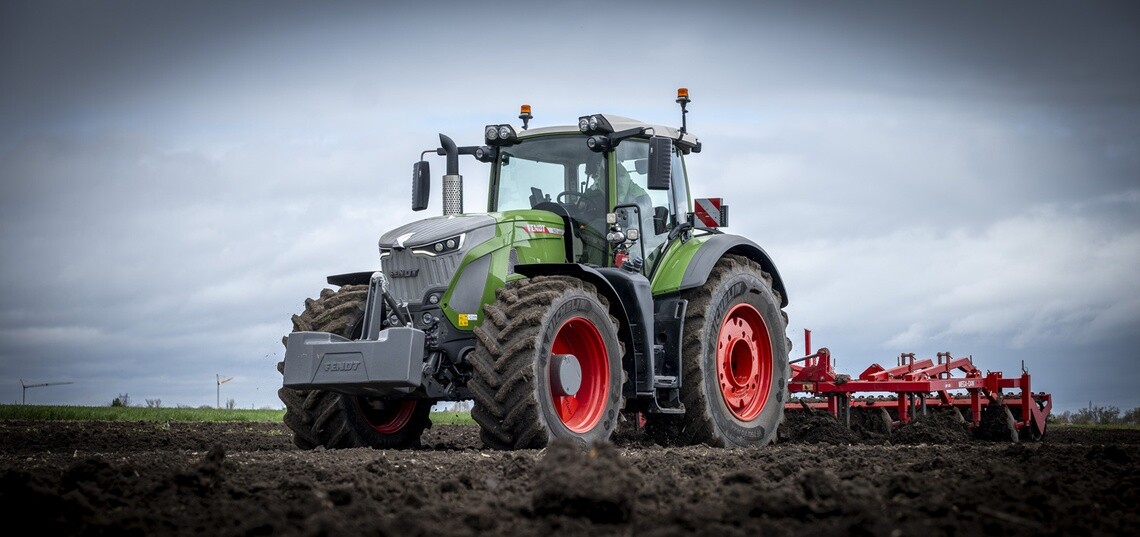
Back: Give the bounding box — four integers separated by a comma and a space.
486, 119, 695, 277
413, 111, 702, 279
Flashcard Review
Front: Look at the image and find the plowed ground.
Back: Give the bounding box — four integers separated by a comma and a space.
1, 417, 1137, 536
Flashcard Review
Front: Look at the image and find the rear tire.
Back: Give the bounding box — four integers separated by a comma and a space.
276, 285, 431, 449
647, 255, 789, 447
469, 276, 624, 449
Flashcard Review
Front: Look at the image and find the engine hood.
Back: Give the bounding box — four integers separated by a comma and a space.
378, 214, 497, 250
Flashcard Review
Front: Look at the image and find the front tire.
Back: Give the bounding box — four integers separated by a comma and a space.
648, 255, 789, 447
276, 285, 431, 449
469, 276, 624, 449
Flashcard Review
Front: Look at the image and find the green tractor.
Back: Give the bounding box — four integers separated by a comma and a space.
278, 90, 790, 449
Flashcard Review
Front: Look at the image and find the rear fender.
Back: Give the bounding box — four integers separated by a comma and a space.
652, 234, 788, 307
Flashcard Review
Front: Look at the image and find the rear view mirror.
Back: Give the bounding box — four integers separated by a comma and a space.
647, 136, 672, 190
412, 161, 430, 211
654, 206, 670, 235
614, 205, 637, 229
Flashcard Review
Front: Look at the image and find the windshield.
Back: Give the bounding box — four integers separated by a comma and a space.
493, 135, 603, 211
492, 135, 608, 265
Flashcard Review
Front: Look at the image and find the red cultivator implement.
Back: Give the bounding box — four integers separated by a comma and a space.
786, 330, 1052, 441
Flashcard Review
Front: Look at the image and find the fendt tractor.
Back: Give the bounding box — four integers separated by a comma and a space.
277, 89, 1054, 450
278, 90, 793, 450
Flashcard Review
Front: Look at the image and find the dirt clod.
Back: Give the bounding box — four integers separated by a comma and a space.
531, 440, 638, 524
778, 411, 860, 444
892, 411, 971, 444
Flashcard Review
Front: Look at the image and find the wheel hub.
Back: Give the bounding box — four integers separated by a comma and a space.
716, 303, 773, 421
550, 354, 583, 397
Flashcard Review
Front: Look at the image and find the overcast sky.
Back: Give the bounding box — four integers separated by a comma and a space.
2, 1, 1137, 412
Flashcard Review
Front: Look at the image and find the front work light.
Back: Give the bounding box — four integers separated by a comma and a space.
586, 135, 610, 152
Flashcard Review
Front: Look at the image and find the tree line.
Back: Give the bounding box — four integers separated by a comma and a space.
1049, 404, 1140, 425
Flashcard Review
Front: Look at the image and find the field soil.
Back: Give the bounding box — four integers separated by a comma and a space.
1, 416, 1137, 536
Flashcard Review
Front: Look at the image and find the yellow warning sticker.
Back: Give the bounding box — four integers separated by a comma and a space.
457, 313, 478, 327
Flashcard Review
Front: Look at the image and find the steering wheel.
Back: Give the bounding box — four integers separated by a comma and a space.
557, 191, 603, 214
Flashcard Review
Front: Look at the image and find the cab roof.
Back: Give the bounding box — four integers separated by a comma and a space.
517, 114, 701, 149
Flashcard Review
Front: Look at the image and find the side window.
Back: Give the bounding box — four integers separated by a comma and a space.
615, 141, 673, 273
670, 145, 689, 214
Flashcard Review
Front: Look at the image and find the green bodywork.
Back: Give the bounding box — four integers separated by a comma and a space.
437, 210, 568, 330
647, 235, 710, 295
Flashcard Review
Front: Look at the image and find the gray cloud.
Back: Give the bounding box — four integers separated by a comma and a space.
1, 1, 1137, 411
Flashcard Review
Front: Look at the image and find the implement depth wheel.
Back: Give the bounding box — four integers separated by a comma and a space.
647, 255, 789, 447
1025, 411, 1046, 442
276, 285, 431, 450
469, 276, 623, 449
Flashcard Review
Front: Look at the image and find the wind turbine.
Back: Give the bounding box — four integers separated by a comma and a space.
216, 374, 234, 409
20, 379, 73, 405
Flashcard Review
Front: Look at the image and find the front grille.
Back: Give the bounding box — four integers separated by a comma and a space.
382, 251, 461, 304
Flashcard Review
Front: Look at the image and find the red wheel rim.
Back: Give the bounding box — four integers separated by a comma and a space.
716, 303, 773, 421
360, 399, 416, 434
549, 316, 610, 433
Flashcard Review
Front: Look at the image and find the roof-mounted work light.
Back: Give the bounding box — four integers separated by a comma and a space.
577, 114, 614, 135
484, 124, 518, 146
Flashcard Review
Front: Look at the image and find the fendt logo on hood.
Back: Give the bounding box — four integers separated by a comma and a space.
389, 269, 420, 278
523, 224, 565, 236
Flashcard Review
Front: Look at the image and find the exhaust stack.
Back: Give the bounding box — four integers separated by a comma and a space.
439, 134, 463, 215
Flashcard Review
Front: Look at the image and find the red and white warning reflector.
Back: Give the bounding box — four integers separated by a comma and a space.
694, 198, 729, 228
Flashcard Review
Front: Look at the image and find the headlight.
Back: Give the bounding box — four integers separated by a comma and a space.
411, 234, 465, 256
